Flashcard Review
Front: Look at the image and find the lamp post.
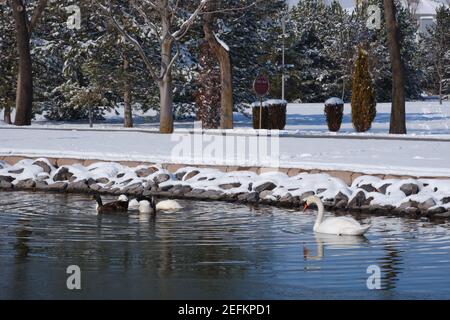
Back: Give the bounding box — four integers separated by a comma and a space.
281, 13, 286, 101
281, 11, 290, 101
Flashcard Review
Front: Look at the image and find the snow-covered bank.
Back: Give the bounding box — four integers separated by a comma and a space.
1, 127, 450, 177
1, 158, 449, 218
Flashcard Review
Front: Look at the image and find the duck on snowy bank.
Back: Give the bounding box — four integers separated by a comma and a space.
303, 196, 371, 236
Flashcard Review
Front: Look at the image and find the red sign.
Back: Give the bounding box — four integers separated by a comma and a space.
253, 75, 270, 97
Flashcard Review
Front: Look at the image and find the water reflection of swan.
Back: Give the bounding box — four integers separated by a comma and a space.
304, 196, 371, 236
303, 233, 369, 261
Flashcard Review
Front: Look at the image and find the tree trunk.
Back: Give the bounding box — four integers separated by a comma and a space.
11, 0, 33, 126
439, 78, 443, 105
384, 0, 407, 134
88, 105, 93, 128
203, 13, 234, 130
159, 5, 174, 134
159, 36, 174, 134
123, 53, 133, 128
4, 105, 12, 124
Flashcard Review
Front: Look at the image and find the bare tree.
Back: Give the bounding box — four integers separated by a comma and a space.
384, 0, 407, 134
100, 0, 210, 134
202, 1, 233, 129
9, 0, 47, 126
199, 0, 265, 129
122, 52, 133, 128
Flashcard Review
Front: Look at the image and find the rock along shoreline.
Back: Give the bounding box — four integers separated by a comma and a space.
1, 157, 450, 219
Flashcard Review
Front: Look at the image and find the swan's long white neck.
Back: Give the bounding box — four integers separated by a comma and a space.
312, 197, 325, 232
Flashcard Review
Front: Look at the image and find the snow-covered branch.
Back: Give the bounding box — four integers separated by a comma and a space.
98, 2, 159, 80
172, 0, 210, 40
28, 0, 48, 34
162, 41, 180, 79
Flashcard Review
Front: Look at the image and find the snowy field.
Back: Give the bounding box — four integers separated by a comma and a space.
1, 101, 450, 177
1, 101, 450, 135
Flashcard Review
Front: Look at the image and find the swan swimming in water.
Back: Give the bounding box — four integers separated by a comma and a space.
120, 195, 182, 213
138, 199, 157, 214
303, 196, 371, 236
139, 198, 182, 212
156, 199, 182, 211
128, 198, 140, 210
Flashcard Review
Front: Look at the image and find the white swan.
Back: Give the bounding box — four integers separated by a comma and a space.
156, 199, 182, 211
128, 198, 140, 210
139, 199, 181, 213
304, 196, 371, 236
118, 195, 142, 210
118, 195, 182, 213
139, 200, 154, 214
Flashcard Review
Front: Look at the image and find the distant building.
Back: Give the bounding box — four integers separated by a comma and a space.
412, 0, 447, 33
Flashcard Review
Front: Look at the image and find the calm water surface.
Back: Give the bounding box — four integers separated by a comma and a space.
1, 191, 449, 299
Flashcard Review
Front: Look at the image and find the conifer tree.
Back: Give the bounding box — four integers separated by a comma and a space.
422, 5, 450, 104
351, 47, 377, 132
0, 4, 16, 124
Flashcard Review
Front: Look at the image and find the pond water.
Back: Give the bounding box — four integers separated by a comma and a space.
1, 191, 449, 300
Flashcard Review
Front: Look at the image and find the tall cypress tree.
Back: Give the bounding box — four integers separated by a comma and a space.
351, 47, 377, 132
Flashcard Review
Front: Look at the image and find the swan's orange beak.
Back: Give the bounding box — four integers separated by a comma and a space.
303, 203, 309, 211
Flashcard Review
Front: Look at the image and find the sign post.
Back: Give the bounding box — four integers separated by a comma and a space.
253, 75, 270, 130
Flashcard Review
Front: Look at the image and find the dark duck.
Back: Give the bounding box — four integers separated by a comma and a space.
93, 194, 129, 214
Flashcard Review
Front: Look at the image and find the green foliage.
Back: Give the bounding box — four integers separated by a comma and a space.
421, 5, 450, 96
0, 0, 441, 124
351, 47, 376, 132
214, 0, 286, 107
278, 0, 426, 103
365, 0, 425, 101
0, 4, 17, 118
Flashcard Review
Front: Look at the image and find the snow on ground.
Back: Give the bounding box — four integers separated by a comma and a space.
280, 101, 450, 136
1, 126, 450, 177
1, 101, 450, 177
2, 101, 449, 135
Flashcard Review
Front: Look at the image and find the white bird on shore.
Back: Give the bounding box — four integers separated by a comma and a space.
303, 196, 371, 236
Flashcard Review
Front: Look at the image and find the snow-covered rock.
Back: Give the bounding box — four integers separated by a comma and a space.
0, 158, 449, 217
